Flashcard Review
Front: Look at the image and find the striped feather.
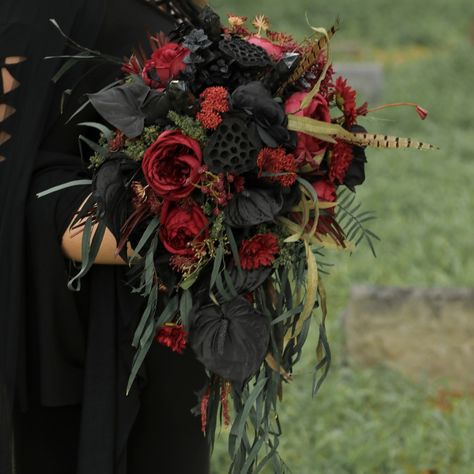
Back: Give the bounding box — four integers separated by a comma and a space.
276, 21, 339, 95
346, 132, 439, 150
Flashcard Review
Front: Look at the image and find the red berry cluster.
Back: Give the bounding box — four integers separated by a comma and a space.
257, 147, 297, 187
196, 87, 230, 130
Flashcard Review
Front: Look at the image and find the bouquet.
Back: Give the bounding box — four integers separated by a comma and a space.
45, 7, 436, 472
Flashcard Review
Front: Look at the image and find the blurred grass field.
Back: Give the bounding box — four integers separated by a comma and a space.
208, 0, 474, 472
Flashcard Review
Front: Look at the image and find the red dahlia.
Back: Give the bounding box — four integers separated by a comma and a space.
329, 141, 354, 184
155, 323, 188, 354
239, 233, 279, 270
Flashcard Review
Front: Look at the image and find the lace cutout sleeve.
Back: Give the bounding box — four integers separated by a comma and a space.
0, 55, 26, 162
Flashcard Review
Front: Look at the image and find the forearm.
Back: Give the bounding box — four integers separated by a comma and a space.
61, 193, 133, 265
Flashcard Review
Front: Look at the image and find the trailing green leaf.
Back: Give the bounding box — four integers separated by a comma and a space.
337, 188, 380, 257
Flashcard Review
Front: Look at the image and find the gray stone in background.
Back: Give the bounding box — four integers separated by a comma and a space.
343, 286, 474, 390
333, 62, 384, 104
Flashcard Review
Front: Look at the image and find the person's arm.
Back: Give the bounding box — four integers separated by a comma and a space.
61, 193, 133, 264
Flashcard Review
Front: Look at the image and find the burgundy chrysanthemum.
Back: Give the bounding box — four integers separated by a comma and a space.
239, 233, 279, 270
329, 141, 354, 184
155, 324, 188, 354
257, 147, 297, 187
335, 76, 357, 127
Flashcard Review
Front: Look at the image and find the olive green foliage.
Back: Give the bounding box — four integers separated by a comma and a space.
209, 0, 474, 472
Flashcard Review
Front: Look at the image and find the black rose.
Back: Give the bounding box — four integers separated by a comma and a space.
231, 81, 293, 148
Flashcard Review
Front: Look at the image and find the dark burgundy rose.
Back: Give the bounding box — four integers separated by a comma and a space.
285, 92, 331, 164
142, 43, 190, 90
142, 130, 202, 201
159, 200, 209, 256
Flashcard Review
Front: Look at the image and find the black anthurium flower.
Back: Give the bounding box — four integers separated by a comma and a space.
189, 296, 270, 385
224, 186, 284, 228
92, 152, 140, 259
344, 125, 368, 191
231, 81, 292, 148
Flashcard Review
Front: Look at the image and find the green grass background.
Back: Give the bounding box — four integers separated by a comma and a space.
208, 0, 474, 472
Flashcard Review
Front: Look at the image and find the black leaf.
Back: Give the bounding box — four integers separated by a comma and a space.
88, 80, 150, 138
226, 266, 272, 295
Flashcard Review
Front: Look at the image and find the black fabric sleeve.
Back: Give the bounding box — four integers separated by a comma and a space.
0, 3, 104, 473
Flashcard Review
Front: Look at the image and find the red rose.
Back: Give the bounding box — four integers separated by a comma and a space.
247, 36, 284, 60
284, 92, 331, 164
312, 180, 337, 202
142, 130, 202, 201
142, 43, 190, 90
159, 200, 209, 256
239, 233, 279, 270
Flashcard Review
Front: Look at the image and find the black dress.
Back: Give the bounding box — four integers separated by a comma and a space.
0, 1, 209, 473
